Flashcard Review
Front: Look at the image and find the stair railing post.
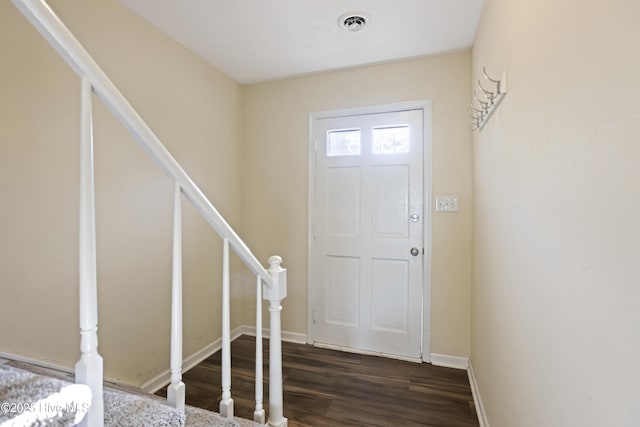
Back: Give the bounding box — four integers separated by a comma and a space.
220, 238, 234, 418
167, 182, 185, 412
254, 275, 265, 424
265, 256, 288, 427
76, 77, 104, 427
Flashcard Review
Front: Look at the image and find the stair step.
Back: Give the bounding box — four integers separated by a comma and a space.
1, 364, 260, 427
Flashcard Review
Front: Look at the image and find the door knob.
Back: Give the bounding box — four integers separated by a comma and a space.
410, 213, 420, 223
410, 247, 420, 256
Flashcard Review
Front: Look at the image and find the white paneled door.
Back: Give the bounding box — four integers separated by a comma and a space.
312, 109, 424, 359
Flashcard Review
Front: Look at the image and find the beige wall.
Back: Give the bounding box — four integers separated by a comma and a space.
471, 0, 640, 425
242, 51, 473, 357
1, 0, 474, 388
0, 0, 244, 386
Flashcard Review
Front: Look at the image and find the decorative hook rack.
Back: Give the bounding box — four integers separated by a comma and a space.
471, 67, 507, 131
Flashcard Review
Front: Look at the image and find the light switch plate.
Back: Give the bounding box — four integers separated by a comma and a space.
435, 196, 459, 212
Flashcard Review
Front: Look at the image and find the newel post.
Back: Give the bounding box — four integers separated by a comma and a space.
265, 256, 288, 427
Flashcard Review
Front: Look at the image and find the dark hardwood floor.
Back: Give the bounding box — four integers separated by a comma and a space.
156, 335, 479, 427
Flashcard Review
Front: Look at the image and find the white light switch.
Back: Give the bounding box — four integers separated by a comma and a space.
435, 196, 459, 212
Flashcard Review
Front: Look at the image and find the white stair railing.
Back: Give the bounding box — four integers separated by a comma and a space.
220, 239, 233, 418
76, 76, 103, 426
254, 275, 265, 424
10, 1, 288, 426
265, 258, 287, 427
167, 183, 186, 413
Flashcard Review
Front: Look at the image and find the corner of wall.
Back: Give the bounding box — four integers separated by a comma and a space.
467, 359, 489, 427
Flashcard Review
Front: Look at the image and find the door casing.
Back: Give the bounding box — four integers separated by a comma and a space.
307, 100, 432, 363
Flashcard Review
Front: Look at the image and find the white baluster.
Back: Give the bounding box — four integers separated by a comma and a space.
167, 182, 185, 412
254, 275, 265, 424
220, 238, 234, 418
76, 77, 104, 427
265, 256, 288, 427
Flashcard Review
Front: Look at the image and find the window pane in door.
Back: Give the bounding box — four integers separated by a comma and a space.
327, 129, 361, 156
372, 126, 410, 154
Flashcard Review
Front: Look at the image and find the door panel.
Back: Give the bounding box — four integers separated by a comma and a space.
325, 255, 360, 327
326, 167, 360, 235
371, 258, 409, 333
372, 165, 409, 237
312, 109, 424, 359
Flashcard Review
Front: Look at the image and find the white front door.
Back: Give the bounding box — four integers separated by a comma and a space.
311, 109, 424, 359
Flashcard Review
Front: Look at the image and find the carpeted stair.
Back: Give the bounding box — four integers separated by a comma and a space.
0, 364, 260, 427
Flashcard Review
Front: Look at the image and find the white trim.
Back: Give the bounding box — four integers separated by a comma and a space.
0, 351, 141, 392
421, 101, 433, 363
1, 325, 290, 394
310, 100, 433, 120
2, 326, 305, 395
142, 326, 244, 393
307, 111, 316, 345
308, 100, 433, 359
430, 353, 469, 370
241, 325, 308, 344
468, 359, 489, 427
142, 326, 306, 393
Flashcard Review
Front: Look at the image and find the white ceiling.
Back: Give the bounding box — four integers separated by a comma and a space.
117, 0, 485, 85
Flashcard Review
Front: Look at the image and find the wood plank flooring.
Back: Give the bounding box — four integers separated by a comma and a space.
156, 335, 479, 427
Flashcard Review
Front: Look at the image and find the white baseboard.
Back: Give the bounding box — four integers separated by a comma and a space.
0, 351, 142, 392
4, 326, 306, 394
467, 359, 489, 427
142, 325, 306, 393
430, 353, 469, 370
142, 325, 244, 393
241, 325, 308, 344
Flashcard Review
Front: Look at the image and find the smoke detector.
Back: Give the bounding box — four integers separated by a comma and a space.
338, 12, 370, 32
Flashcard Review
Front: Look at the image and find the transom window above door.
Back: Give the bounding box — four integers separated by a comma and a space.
326, 124, 410, 157
327, 129, 361, 156
372, 125, 410, 154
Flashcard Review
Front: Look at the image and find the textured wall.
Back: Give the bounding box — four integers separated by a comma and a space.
471, 0, 640, 425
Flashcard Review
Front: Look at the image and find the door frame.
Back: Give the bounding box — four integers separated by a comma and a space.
307, 100, 432, 363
